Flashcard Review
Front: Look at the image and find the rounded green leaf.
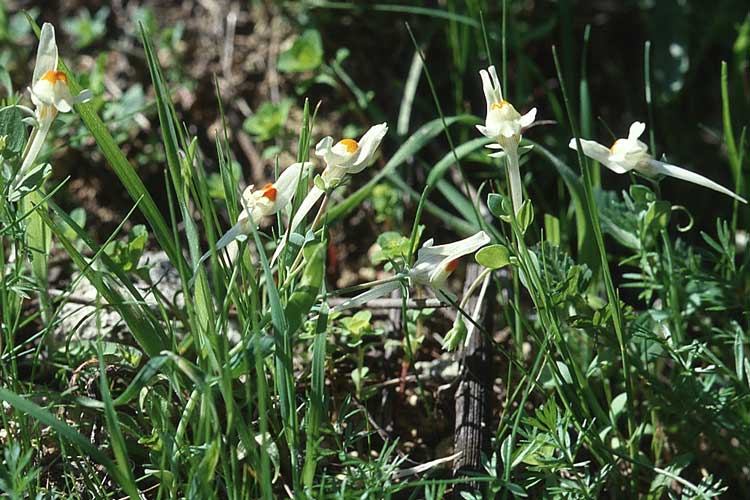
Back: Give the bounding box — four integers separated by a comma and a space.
277, 29, 323, 73
475, 244, 510, 269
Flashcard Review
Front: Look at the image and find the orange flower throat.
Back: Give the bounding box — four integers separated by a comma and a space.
41, 70, 68, 84
337, 139, 359, 153
445, 258, 459, 273
260, 183, 277, 201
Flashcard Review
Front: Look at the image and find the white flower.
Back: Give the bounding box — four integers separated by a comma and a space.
475, 65, 536, 214
570, 121, 747, 203
29, 23, 91, 118
333, 231, 490, 312
271, 123, 388, 265
476, 65, 536, 154
237, 162, 307, 228
197, 162, 308, 266
12, 23, 92, 197
316, 123, 388, 185
410, 231, 491, 291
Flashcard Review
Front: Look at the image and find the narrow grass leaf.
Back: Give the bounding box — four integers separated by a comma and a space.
0, 387, 139, 498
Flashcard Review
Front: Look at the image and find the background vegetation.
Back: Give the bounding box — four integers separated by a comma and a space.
1, 0, 749, 498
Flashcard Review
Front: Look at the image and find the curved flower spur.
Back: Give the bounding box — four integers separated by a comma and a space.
333, 231, 491, 311
195, 161, 310, 268
570, 121, 747, 204
476, 65, 537, 214
271, 122, 388, 264
13, 22, 92, 196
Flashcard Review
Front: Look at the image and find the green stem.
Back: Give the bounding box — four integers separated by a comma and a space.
507, 147, 523, 214
553, 46, 638, 484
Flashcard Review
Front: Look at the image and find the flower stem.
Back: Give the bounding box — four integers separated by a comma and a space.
506, 148, 523, 214
280, 193, 329, 289
458, 267, 492, 311
13, 115, 53, 192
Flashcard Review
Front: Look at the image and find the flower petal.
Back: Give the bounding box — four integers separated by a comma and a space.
290, 185, 324, 231
569, 138, 632, 174
350, 122, 388, 172
270, 161, 309, 214
411, 231, 491, 287
488, 66, 502, 99
74, 89, 93, 104
315, 136, 333, 156
519, 107, 537, 129
627, 121, 646, 141
32, 23, 58, 85
53, 80, 74, 113
477, 124, 504, 141
479, 69, 495, 110
31, 80, 55, 106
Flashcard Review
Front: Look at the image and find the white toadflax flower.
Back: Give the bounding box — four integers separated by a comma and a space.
316, 123, 388, 185
476, 65, 536, 214
409, 231, 491, 293
272, 123, 388, 264
236, 162, 307, 228
14, 23, 91, 191
197, 162, 308, 266
570, 121, 747, 204
333, 231, 491, 312
29, 23, 91, 117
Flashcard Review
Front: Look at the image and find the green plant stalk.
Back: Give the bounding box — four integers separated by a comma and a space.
507, 148, 523, 215
405, 22, 483, 228
39, 200, 169, 356
399, 283, 434, 420
721, 62, 745, 235
23, 191, 51, 324
250, 224, 300, 490
0, 388, 140, 499
479, 8, 492, 67
504, 214, 612, 468
553, 46, 637, 476
302, 307, 328, 490
280, 193, 329, 287
660, 230, 683, 344
644, 41, 657, 155
529, 141, 599, 278
580, 25, 596, 186
502, 0, 507, 92
246, 266, 273, 499
97, 342, 140, 496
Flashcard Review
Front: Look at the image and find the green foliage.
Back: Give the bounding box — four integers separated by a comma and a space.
475, 244, 510, 269
0, 442, 40, 500
62, 7, 110, 49
3, 2, 750, 498
285, 241, 325, 335
104, 224, 148, 273
277, 29, 324, 73
243, 99, 292, 141
371, 183, 402, 224
0, 106, 26, 156
371, 231, 411, 267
